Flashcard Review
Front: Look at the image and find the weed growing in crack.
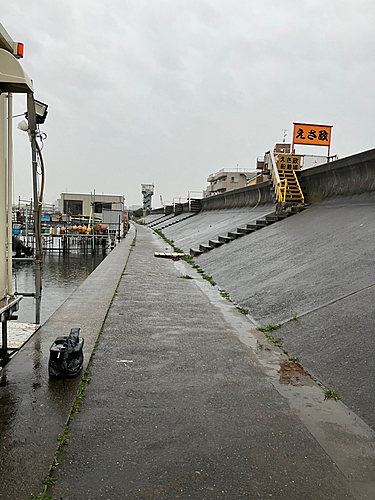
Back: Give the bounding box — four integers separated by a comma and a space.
264, 332, 284, 348
236, 306, 249, 315
181, 254, 194, 265
219, 290, 232, 301
324, 389, 340, 401
257, 324, 282, 332
153, 229, 195, 265
202, 275, 216, 286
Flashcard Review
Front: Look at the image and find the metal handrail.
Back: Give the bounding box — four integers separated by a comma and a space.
277, 179, 287, 202
292, 170, 304, 203
265, 150, 282, 201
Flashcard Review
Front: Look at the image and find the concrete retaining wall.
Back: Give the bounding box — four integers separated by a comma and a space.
149, 147, 375, 215
301, 147, 375, 202
200, 181, 273, 210
150, 207, 165, 215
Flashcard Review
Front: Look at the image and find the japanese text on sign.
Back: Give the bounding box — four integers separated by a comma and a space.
277, 154, 301, 171
292, 123, 332, 146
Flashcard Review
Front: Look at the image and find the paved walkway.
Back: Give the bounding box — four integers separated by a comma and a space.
47, 224, 374, 499
0, 233, 134, 500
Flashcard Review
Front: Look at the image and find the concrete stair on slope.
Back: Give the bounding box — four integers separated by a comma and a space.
148, 214, 175, 228
146, 214, 167, 226
159, 212, 198, 229
227, 231, 245, 239
209, 239, 224, 248
199, 243, 214, 252
188, 206, 308, 258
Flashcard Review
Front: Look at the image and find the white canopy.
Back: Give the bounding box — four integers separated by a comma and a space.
0, 48, 33, 93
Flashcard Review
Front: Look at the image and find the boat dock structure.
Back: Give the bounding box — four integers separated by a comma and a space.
1, 148, 375, 499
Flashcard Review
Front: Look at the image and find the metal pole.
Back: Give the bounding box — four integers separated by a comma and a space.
91, 191, 94, 253
27, 94, 41, 324
0, 93, 7, 300
2, 320, 7, 352
7, 93, 13, 295
93, 189, 95, 252
25, 203, 28, 238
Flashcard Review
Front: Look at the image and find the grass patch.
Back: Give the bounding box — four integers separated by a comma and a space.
219, 289, 232, 301
324, 389, 340, 401
289, 356, 299, 363
181, 254, 194, 265
257, 323, 282, 332
179, 275, 193, 280
202, 274, 216, 286
153, 228, 195, 265
151, 227, 219, 287
263, 332, 284, 348
31, 493, 55, 500
154, 230, 179, 251
236, 306, 249, 315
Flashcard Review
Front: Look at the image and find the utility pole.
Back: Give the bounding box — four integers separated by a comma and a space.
0, 92, 7, 301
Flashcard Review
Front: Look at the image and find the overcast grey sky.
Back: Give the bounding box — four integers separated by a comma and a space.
4, 0, 375, 207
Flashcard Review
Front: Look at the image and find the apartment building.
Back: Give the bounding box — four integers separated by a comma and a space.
205, 169, 257, 197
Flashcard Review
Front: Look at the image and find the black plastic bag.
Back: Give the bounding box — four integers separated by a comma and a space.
49, 328, 84, 379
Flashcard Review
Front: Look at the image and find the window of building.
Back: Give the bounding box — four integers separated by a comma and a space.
64, 200, 83, 215
94, 202, 112, 213
231, 176, 239, 183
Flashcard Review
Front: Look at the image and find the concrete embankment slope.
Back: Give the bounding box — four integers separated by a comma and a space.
0, 230, 134, 500
164, 192, 375, 433
160, 204, 275, 253
50, 224, 373, 499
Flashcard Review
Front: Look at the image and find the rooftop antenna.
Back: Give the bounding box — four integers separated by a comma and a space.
282, 129, 288, 143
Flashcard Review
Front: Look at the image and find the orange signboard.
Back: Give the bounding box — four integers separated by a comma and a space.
292, 122, 332, 147
277, 154, 301, 171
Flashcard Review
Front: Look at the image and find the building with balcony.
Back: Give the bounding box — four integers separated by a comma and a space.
205, 169, 257, 197
60, 193, 124, 218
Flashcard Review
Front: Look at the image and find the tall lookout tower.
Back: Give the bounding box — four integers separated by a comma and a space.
141, 184, 154, 215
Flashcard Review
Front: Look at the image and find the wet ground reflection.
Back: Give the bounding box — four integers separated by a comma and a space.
12, 251, 106, 325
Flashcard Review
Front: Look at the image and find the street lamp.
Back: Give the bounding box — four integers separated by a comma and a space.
20, 94, 49, 324
25, 98, 48, 125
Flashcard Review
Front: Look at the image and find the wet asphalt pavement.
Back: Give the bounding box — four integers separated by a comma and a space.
48, 224, 372, 499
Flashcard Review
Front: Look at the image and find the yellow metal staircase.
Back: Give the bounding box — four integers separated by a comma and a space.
277, 169, 304, 203
266, 150, 305, 204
